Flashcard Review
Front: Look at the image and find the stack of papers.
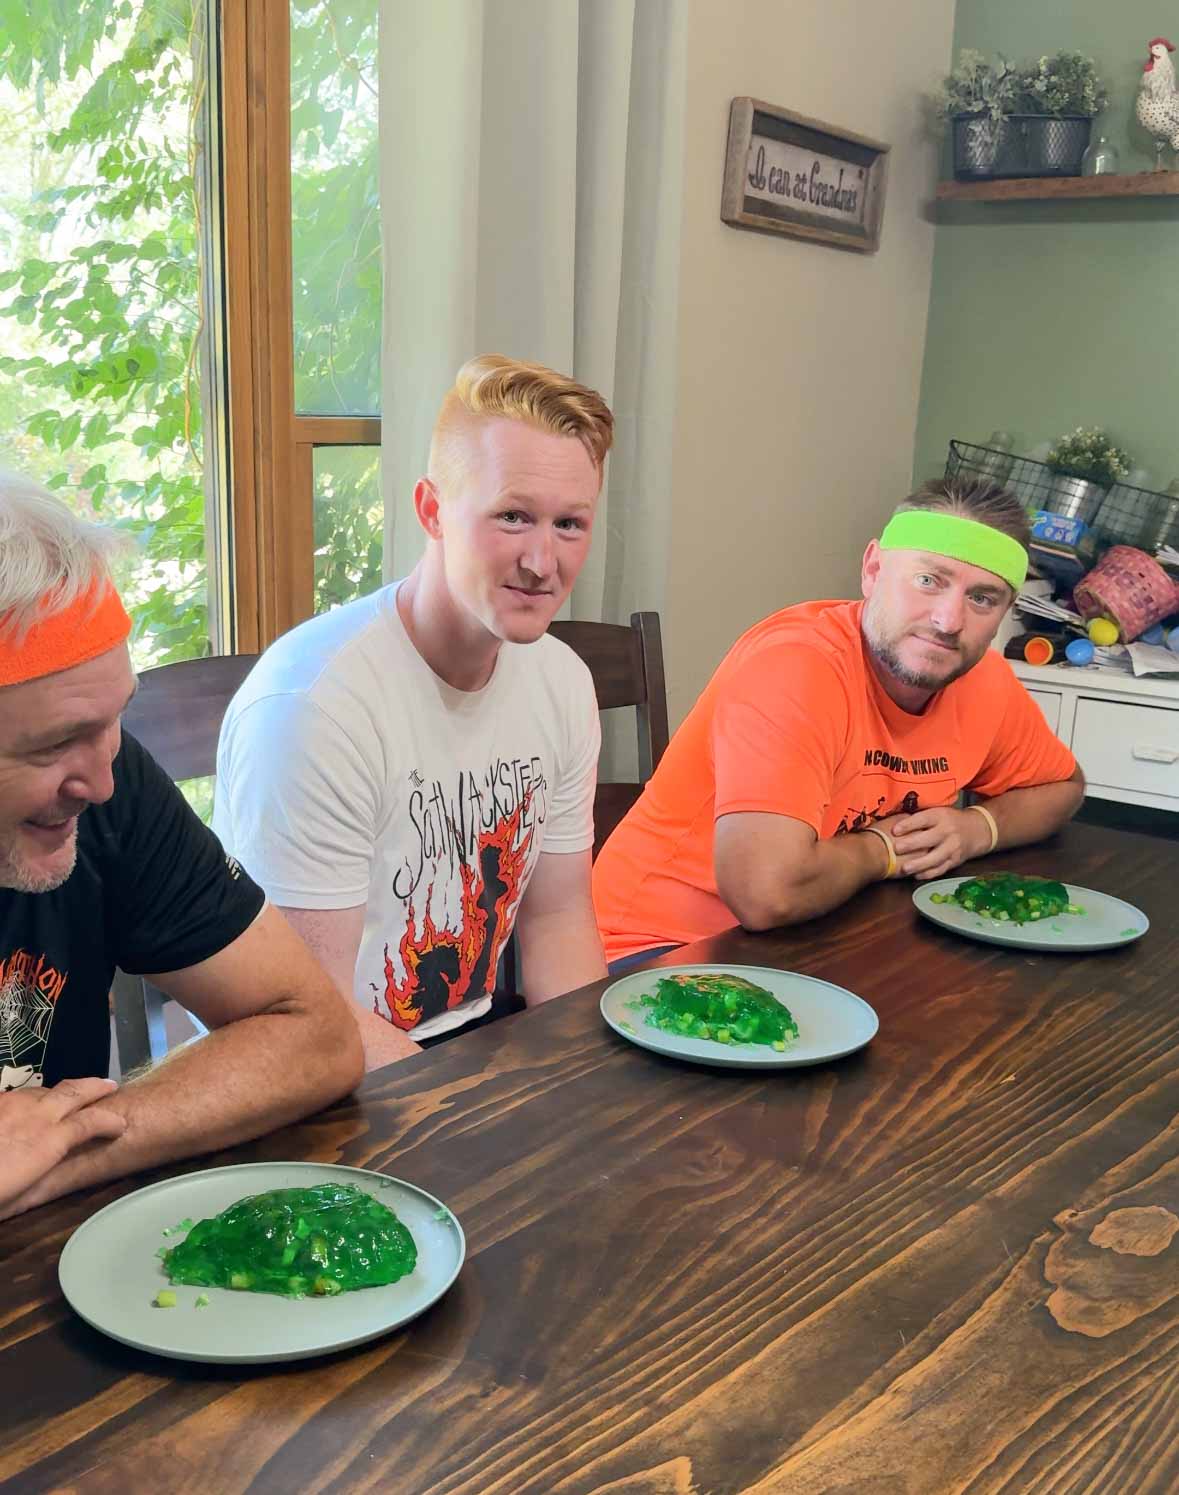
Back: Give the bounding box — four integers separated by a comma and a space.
1126, 641, 1179, 677
1089, 644, 1134, 674
1015, 591, 1082, 627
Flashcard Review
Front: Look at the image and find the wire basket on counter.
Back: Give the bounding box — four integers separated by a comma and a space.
945, 440, 1179, 554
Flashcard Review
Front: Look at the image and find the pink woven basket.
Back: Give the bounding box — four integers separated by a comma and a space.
1073, 546, 1179, 642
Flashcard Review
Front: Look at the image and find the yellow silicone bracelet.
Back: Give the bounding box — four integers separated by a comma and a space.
966, 802, 999, 852
863, 824, 898, 878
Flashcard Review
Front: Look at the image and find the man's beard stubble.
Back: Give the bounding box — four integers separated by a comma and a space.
867, 636, 972, 692
0, 829, 79, 894
863, 606, 978, 694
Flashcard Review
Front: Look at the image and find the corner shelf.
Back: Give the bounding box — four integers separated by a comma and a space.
935, 170, 1179, 203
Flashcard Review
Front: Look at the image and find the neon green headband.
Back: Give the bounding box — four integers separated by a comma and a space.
879, 510, 1027, 591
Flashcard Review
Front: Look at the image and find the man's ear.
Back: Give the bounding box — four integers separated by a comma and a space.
412, 478, 443, 540
861, 539, 883, 600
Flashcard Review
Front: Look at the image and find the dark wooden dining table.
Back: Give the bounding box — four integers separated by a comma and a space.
3, 820, 1177, 1494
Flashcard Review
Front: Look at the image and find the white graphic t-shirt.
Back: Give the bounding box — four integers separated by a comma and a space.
213, 585, 599, 1039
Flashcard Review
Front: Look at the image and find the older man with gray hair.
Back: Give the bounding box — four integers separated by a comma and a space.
0, 471, 362, 1219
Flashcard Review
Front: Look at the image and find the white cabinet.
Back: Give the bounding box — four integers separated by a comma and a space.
1010, 660, 1179, 812
1024, 687, 1062, 735
1073, 698, 1179, 806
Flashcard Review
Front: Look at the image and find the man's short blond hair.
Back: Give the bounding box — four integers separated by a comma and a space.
428, 354, 614, 494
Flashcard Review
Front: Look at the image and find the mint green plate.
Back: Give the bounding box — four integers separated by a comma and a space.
601, 963, 878, 1069
913, 880, 1149, 953
59, 1161, 464, 1364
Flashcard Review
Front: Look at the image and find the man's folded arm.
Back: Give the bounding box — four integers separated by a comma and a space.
971, 764, 1085, 848
714, 811, 893, 931
513, 849, 607, 1002
2, 905, 364, 1217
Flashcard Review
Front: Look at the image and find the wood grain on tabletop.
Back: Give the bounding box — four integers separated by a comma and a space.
2, 822, 1177, 1495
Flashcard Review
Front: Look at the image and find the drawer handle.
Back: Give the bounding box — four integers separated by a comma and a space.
1132, 744, 1179, 764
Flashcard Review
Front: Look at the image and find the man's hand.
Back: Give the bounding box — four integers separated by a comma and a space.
890, 807, 991, 881
0, 1079, 127, 1214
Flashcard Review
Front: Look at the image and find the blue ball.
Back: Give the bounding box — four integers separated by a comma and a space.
1167, 628, 1179, 656
1141, 622, 1166, 645
1065, 637, 1095, 666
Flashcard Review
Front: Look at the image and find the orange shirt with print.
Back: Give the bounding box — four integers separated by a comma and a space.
592, 599, 1078, 961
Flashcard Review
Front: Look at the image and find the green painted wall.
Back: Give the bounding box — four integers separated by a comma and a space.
913, 0, 1179, 493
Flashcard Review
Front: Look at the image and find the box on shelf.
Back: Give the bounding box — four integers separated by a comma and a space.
1030, 510, 1089, 546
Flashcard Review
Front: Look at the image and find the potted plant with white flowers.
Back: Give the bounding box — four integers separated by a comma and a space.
1015, 52, 1108, 173
931, 50, 1022, 179
1045, 426, 1131, 523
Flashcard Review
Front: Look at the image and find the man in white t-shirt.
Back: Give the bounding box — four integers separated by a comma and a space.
214, 355, 613, 1067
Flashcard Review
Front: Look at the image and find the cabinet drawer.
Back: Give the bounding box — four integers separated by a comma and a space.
1025, 687, 1062, 737
1073, 697, 1179, 801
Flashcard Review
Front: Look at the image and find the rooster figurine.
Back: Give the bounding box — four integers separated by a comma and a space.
1137, 36, 1179, 165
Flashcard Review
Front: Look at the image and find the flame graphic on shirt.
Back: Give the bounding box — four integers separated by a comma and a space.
381, 793, 534, 1030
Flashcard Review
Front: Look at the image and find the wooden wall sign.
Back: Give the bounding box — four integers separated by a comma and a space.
721, 97, 890, 254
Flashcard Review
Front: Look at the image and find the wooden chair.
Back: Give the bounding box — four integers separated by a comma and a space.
122, 654, 260, 783
112, 654, 259, 1074
549, 611, 669, 855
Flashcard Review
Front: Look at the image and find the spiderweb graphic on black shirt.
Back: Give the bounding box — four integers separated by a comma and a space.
0, 976, 54, 1068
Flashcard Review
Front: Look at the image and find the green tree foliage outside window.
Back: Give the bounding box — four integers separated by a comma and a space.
0, 0, 383, 684
0, 0, 212, 667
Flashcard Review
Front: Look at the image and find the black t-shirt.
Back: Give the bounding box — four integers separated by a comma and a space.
0, 731, 265, 1088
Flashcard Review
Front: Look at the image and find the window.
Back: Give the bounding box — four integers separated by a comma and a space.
290, 1, 380, 419
223, 0, 383, 646
0, 0, 229, 666
291, 0, 383, 614
0, 0, 383, 657
313, 445, 382, 610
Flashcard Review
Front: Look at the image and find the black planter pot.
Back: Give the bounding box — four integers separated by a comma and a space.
951, 113, 1093, 180
951, 113, 1021, 179
1019, 114, 1092, 175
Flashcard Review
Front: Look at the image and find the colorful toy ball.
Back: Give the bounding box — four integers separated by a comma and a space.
1167, 627, 1179, 655
1141, 622, 1166, 645
1087, 617, 1120, 646
1065, 637, 1095, 666
1023, 636, 1058, 665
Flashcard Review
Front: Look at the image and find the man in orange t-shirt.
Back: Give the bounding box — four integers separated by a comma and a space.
593, 477, 1085, 964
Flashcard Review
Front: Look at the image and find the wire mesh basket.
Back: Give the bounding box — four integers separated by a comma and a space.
945, 440, 1179, 553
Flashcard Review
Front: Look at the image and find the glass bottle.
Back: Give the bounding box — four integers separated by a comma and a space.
1081, 135, 1120, 176
977, 429, 1014, 484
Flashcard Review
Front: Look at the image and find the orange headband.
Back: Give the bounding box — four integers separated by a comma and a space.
0, 580, 132, 688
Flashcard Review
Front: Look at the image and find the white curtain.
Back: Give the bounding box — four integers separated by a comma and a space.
377, 0, 686, 660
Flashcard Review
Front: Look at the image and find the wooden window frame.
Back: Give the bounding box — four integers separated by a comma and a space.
220, 0, 377, 651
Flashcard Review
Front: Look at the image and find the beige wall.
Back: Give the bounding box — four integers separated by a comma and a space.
663, 0, 955, 724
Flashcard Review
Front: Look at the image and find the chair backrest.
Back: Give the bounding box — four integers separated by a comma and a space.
113, 653, 259, 1077
122, 654, 260, 780
548, 611, 669, 855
